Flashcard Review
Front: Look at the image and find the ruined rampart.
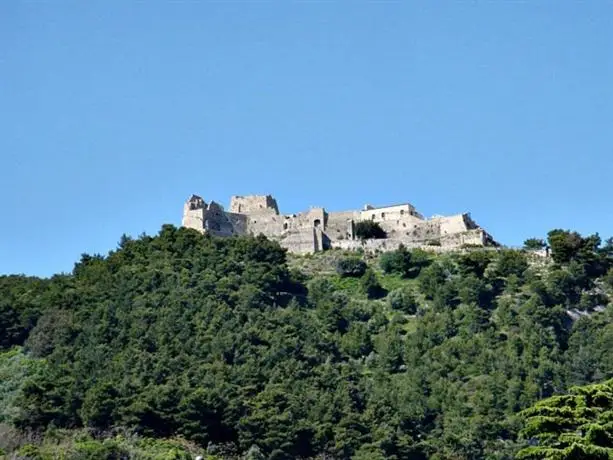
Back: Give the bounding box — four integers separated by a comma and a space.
182, 194, 497, 254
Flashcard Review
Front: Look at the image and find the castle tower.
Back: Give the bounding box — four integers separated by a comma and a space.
229, 195, 280, 215
182, 195, 206, 233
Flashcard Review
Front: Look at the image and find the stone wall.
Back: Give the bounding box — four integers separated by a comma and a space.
182, 194, 497, 255
182, 195, 206, 234
229, 195, 279, 215
244, 213, 284, 237
435, 214, 476, 236
325, 211, 359, 241
331, 229, 488, 253
279, 228, 317, 254
359, 203, 423, 222
439, 228, 486, 247
226, 212, 248, 235
202, 201, 235, 237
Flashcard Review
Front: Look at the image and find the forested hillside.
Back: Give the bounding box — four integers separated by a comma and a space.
2, 225, 613, 459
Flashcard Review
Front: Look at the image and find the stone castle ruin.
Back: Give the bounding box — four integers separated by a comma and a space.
182, 194, 497, 254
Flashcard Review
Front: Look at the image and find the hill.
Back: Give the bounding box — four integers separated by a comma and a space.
1, 225, 613, 459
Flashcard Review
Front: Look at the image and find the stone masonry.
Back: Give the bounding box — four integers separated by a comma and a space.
182, 194, 497, 254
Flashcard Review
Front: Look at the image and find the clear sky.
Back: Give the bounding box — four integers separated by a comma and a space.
1, 2, 612, 277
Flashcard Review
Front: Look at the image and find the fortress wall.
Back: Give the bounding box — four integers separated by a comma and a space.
245, 213, 284, 237
306, 208, 326, 228
331, 238, 449, 253
182, 194, 495, 254
226, 213, 248, 235
440, 229, 485, 247
202, 205, 235, 237
280, 228, 317, 254
359, 203, 420, 222
230, 195, 279, 215
463, 213, 479, 230
331, 232, 487, 254
325, 211, 359, 241
332, 238, 404, 253
281, 208, 327, 233
358, 204, 425, 241
377, 214, 426, 239
182, 207, 205, 233
398, 220, 441, 242
436, 214, 472, 236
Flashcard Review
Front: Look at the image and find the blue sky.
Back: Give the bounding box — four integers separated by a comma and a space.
1, 2, 611, 277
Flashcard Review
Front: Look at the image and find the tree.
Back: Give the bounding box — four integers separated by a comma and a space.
355, 221, 387, 240
457, 251, 494, 277
524, 238, 546, 251
336, 257, 367, 278
517, 379, 613, 459
5, 224, 613, 459
360, 269, 385, 299
490, 250, 529, 279
380, 245, 411, 275
387, 288, 418, 314
547, 230, 588, 264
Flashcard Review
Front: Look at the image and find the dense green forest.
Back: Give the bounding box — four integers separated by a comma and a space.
2, 225, 613, 459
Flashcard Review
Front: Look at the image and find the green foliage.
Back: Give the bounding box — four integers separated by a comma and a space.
6, 431, 199, 459
546, 230, 610, 277
379, 245, 430, 278
387, 287, 418, 314
524, 238, 547, 250
490, 249, 529, 279
457, 250, 495, 277
380, 245, 411, 276
548, 230, 586, 264
604, 269, 613, 290
0, 348, 45, 424
1, 226, 613, 459
354, 221, 387, 240
360, 268, 386, 299
0, 276, 53, 350
518, 379, 613, 459
418, 258, 455, 301
335, 257, 367, 278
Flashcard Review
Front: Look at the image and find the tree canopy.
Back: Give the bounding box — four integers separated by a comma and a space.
1, 225, 613, 459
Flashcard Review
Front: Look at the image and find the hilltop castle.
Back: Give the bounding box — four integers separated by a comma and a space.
182, 194, 497, 254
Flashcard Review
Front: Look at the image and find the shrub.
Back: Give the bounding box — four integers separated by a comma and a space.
336, 257, 367, 278
379, 245, 428, 278
72, 440, 130, 460
360, 269, 385, 299
418, 260, 455, 300
387, 288, 418, 314
355, 221, 387, 240
380, 247, 411, 276
307, 277, 337, 305
18, 444, 40, 458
